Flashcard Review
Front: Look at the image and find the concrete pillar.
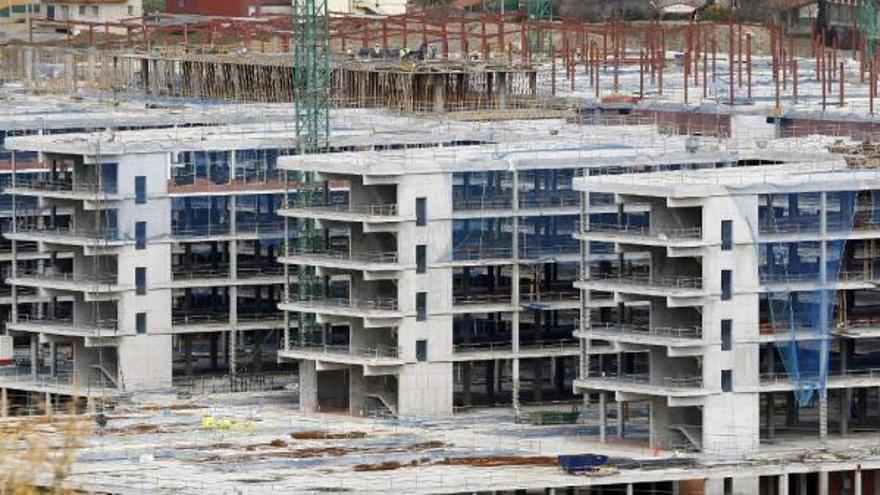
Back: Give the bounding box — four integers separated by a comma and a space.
599, 392, 607, 443
618, 401, 626, 438
298, 361, 318, 412
210, 333, 219, 370
253, 331, 263, 373
786, 393, 798, 427
462, 362, 472, 407
184, 335, 193, 376
626, 483, 634, 495
49, 342, 56, 378
432, 74, 445, 112
496, 71, 508, 109
779, 473, 789, 495
841, 388, 852, 435
534, 360, 543, 403
44, 392, 52, 417
349, 367, 365, 416
819, 471, 829, 495
856, 468, 863, 495
29, 336, 38, 377
799, 473, 808, 495
1, 388, 7, 418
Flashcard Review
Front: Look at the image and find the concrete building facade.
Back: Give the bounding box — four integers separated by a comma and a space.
574, 144, 880, 481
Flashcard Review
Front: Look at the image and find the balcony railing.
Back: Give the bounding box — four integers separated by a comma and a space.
289, 202, 398, 217
285, 343, 402, 359
287, 248, 399, 264
519, 191, 579, 209
453, 293, 513, 305
588, 273, 703, 290
452, 246, 513, 261
758, 217, 820, 235
172, 266, 230, 280
16, 269, 118, 285
452, 196, 512, 211
12, 225, 126, 242
292, 296, 399, 312
585, 223, 703, 241
453, 338, 577, 354
172, 312, 229, 325
15, 314, 118, 331
587, 322, 703, 340
13, 178, 118, 195
588, 373, 704, 389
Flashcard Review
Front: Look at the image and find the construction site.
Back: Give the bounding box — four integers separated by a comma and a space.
7, 0, 880, 493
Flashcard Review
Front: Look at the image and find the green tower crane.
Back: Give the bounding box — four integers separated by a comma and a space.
286, 0, 331, 348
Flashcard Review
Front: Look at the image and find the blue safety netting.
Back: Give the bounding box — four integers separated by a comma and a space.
756, 191, 857, 406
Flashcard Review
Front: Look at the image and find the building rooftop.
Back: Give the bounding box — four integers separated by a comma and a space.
277, 126, 850, 176
8, 391, 880, 495
0, 86, 298, 131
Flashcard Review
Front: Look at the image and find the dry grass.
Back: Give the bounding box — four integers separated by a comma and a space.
0, 404, 85, 494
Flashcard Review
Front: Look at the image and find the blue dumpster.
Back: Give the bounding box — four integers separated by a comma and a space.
558, 454, 609, 474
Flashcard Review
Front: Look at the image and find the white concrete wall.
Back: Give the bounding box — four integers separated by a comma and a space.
47, 0, 142, 23
699, 194, 761, 455
394, 172, 454, 416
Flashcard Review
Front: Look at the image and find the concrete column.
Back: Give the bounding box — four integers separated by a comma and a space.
349, 367, 365, 416
786, 393, 798, 427
210, 333, 219, 370
462, 362, 472, 407
486, 360, 495, 404
496, 71, 508, 109
184, 335, 193, 376
49, 342, 57, 378
841, 388, 852, 435
626, 483, 634, 495
819, 471, 829, 495
534, 360, 543, 403
779, 473, 789, 495
618, 401, 625, 438
599, 392, 607, 443
432, 74, 446, 112
44, 392, 52, 417
29, 336, 38, 377
799, 473, 808, 495
298, 361, 318, 412
855, 468, 863, 495
1, 388, 7, 418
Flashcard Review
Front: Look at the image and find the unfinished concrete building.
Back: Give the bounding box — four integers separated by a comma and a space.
572, 135, 880, 492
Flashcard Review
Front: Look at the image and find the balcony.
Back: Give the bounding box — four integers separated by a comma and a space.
7, 315, 119, 338
279, 296, 402, 321
278, 343, 405, 367
578, 224, 705, 247
577, 323, 703, 346
453, 196, 512, 212
520, 290, 580, 310
280, 202, 403, 224
6, 226, 131, 247
574, 373, 707, 397
451, 338, 581, 361
452, 293, 515, 313
758, 270, 876, 292
6, 178, 121, 201
451, 246, 513, 263
577, 273, 706, 298
9, 269, 122, 293
279, 248, 402, 272
172, 221, 284, 241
